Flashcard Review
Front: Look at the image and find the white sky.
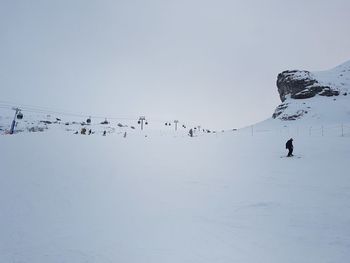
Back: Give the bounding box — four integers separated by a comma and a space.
0, 0, 349, 129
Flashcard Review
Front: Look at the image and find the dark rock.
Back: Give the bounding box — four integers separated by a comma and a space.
319, 87, 339, 97
277, 70, 339, 102
279, 110, 307, 121
272, 103, 288, 119
40, 120, 52, 124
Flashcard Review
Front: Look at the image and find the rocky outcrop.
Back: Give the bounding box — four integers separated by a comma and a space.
271, 60, 350, 121
277, 70, 339, 102
279, 110, 308, 121
272, 102, 288, 119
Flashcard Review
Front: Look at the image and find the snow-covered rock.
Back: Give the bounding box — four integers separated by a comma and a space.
272, 60, 350, 123
277, 70, 339, 102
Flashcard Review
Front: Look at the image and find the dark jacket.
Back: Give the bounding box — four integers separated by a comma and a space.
286, 139, 293, 149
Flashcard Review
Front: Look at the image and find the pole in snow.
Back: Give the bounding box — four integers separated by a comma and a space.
174, 120, 179, 131
138, 116, 147, 130
341, 123, 344, 137
10, 107, 21, 134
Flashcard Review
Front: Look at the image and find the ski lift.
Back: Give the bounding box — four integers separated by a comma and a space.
16, 111, 23, 120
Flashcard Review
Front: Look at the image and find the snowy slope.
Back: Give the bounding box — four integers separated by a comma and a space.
1, 61, 350, 262
0, 106, 205, 138
1, 130, 350, 263
314, 60, 350, 92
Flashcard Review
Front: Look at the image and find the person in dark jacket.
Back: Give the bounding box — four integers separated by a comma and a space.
189, 128, 193, 137
286, 138, 294, 157
81, 127, 87, 135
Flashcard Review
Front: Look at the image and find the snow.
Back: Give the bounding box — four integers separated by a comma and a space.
1, 126, 350, 262
271, 60, 350, 125
1, 60, 350, 262
313, 60, 350, 92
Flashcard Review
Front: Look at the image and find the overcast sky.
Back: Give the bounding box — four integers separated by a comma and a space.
1, 0, 349, 129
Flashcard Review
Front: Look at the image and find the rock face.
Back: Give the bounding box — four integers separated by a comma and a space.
272, 102, 289, 119
271, 60, 350, 121
277, 70, 339, 102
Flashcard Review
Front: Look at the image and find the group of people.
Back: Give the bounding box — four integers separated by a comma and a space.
77, 126, 295, 157
75, 128, 128, 138
74, 128, 102, 136
80, 128, 93, 135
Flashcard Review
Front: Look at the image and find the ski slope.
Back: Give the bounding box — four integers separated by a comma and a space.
1, 60, 350, 262
1, 127, 350, 263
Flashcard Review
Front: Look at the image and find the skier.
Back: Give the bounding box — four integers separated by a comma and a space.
103, 130, 107, 136
81, 127, 87, 135
285, 138, 294, 157
189, 128, 193, 137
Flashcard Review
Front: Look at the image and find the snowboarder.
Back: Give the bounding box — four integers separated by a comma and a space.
285, 138, 294, 157
189, 128, 193, 137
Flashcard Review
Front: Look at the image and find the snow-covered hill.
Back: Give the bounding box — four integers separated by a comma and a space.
271, 60, 350, 125
1, 60, 350, 263
0, 101, 220, 139
0, 106, 210, 138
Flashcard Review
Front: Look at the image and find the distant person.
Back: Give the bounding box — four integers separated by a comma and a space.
103, 130, 106, 136
81, 127, 87, 135
123, 131, 127, 138
189, 128, 193, 137
285, 138, 294, 157
88, 129, 92, 135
